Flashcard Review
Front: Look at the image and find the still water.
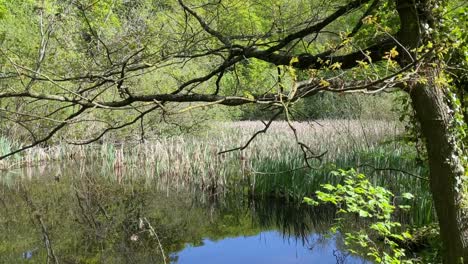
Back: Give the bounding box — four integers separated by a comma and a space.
173, 231, 366, 264
0, 162, 369, 264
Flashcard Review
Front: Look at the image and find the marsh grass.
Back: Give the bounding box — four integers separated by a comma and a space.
0, 120, 432, 224
1, 120, 400, 181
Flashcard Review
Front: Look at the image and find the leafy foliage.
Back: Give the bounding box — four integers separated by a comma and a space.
304, 169, 417, 263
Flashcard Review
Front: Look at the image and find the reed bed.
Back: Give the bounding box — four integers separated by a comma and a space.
0, 120, 406, 181
0, 120, 432, 224
1, 120, 401, 182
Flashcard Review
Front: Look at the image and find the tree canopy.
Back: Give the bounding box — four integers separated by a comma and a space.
0, 0, 467, 262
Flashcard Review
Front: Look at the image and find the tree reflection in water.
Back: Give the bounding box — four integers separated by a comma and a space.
0, 162, 369, 264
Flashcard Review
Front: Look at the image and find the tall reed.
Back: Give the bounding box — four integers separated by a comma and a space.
1, 120, 432, 224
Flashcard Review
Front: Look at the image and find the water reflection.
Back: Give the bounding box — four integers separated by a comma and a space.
0, 162, 370, 263
172, 231, 368, 264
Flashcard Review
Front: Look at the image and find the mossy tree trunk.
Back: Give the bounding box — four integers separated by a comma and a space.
396, 0, 468, 262
410, 80, 468, 263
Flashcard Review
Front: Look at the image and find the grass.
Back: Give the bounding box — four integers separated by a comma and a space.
0, 120, 433, 225
0, 120, 402, 181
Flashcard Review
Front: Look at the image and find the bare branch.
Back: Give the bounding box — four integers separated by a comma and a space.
218, 110, 283, 155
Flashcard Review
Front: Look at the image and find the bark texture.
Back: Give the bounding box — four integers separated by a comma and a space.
410, 81, 468, 263
396, 0, 468, 262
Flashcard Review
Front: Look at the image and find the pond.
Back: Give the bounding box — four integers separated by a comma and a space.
172, 231, 367, 264
0, 162, 370, 264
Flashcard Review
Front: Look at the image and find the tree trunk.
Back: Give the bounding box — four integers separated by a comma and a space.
395, 0, 468, 261
410, 81, 468, 263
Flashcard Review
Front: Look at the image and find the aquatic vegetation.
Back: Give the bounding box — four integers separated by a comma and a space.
0, 120, 431, 225
0, 120, 436, 263
1, 120, 403, 177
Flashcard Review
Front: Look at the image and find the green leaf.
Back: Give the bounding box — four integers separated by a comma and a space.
401, 193, 414, 200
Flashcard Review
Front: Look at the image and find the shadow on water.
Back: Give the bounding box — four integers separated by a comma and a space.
0, 162, 370, 264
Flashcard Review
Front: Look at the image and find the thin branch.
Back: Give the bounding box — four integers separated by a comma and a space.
67, 105, 160, 145
218, 110, 283, 154
358, 163, 428, 181
0, 106, 88, 160
178, 0, 231, 46
263, 0, 371, 55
